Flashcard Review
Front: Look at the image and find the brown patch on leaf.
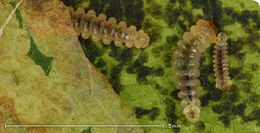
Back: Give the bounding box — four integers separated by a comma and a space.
24, 0, 51, 11
25, 127, 48, 133
0, 96, 16, 115
0, 96, 19, 133
12, 72, 19, 86
25, 0, 75, 39
0, 96, 48, 133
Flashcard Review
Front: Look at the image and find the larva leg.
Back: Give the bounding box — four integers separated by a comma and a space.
174, 20, 217, 123
68, 7, 150, 49
213, 32, 232, 91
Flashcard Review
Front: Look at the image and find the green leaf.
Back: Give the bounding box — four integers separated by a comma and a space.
81, 128, 91, 133
71, 0, 260, 132
27, 37, 54, 76
7, 1, 23, 29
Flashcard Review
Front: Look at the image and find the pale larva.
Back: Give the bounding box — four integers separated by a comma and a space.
68, 7, 150, 48
213, 32, 232, 91
174, 20, 217, 123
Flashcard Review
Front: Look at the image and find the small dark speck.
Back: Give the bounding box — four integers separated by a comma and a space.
170, 90, 180, 100
178, 0, 186, 6
227, 39, 243, 55
257, 48, 260, 54
224, 7, 233, 15
199, 76, 215, 90
257, 121, 260, 126
251, 63, 258, 71
212, 102, 232, 114
178, 20, 187, 31
100, 69, 108, 75
166, 36, 179, 44
235, 52, 245, 59
118, 49, 133, 61
110, 66, 121, 79
199, 65, 213, 75
149, 107, 160, 121
200, 93, 210, 107
136, 66, 152, 84
162, 97, 175, 105
13, 74, 19, 85
109, 80, 124, 94
229, 67, 242, 79
210, 89, 223, 101
232, 103, 246, 116
241, 82, 251, 93
126, 66, 135, 74
235, 73, 253, 81
96, 59, 106, 68
165, 7, 181, 25
218, 115, 231, 127
199, 56, 206, 66
133, 53, 148, 67
155, 84, 168, 95
134, 107, 151, 118
151, 4, 162, 19
163, 53, 173, 67
242, 116, 252, 122
170, 0, 176, 3
229, 85, 238, 93
248, 108, 260, 125
228, 92, 239, 102
196, 121, 205, 132
152, 47, 162, 57
153, 68, 164, 76
240, 3, 245, 8
250, 93, 260, 103
212, 104, 224, 114
165, 104, 178, 124
150, 32, 162, 43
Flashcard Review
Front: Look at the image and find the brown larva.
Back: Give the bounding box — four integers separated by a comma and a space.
173, 20, 217, 123
213, 32, 232, 91
68, 7, 150, 48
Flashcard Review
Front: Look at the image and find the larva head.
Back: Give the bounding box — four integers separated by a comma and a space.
134, 30, 150, 48
216, 32, 228, 46
183, 104, 200, 123
196, 20, 217, 43
222, 79, 232, 92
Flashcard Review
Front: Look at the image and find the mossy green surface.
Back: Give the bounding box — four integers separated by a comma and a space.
63, 0, 260, 132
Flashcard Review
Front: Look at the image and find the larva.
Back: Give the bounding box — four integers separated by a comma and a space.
173, 20, 217, 123
68, 7, 150, 48
213, 32, 232, 91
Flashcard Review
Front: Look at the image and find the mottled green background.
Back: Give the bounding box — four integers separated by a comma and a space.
62, 0, 260, 133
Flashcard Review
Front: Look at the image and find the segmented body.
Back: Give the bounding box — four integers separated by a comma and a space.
213, 32, 232, 91
173, 20, 217, 122
68, 7, 149, 48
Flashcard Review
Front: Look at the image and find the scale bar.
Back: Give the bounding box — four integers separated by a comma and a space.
5, 124, 165, 128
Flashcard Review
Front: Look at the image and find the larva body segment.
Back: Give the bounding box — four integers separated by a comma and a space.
174, 20, 217, 123
68, 7, 150, 48
213, 32, 232, 91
